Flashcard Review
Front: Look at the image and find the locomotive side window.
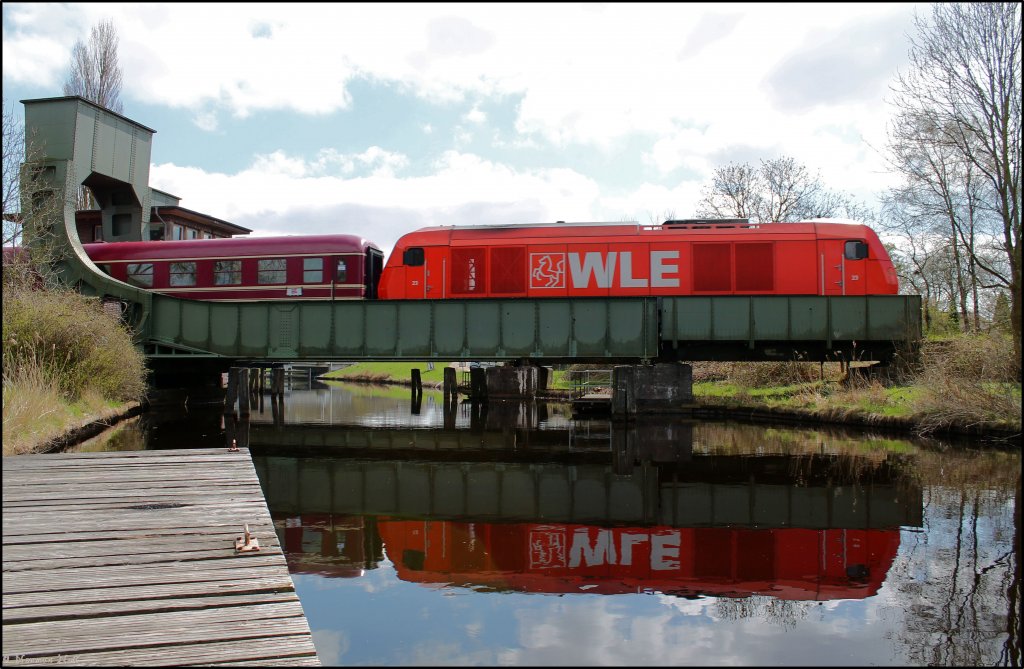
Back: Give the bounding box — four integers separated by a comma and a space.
336, 259, 348, 283
403, 247, 424, 266
845, 240, 869, 260
169, 261, 196, 287
303, 258, 323, 283
126, 263, 153, 287
258, 258, 286, 284
693, 243, 732, 291
214, 260, 241, 285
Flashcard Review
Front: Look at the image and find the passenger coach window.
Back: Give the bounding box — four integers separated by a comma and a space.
845, 241, 869, 260
258, 258, 286, 284
169, 262, 196, 287
303, 258, 323, 283
336, 259, 348, 283
214, 260, 241, 285
126, 263, 153, 287
403, 247, 424, 266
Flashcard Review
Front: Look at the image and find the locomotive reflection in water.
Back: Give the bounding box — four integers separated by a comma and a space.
249, 413, 922, 602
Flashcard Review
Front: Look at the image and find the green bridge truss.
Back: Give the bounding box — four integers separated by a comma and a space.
21, 96, 921, 365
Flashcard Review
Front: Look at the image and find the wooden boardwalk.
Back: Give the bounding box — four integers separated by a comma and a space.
2, 448, 320, 666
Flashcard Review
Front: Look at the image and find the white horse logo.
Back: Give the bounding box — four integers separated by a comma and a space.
530, 253, 565, 289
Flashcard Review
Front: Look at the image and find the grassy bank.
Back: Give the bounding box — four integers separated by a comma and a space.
690, 333, 1020, 437
2, 283, 148, 455
323, 333, 1021, 439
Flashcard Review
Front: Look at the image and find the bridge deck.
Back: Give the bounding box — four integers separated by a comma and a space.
2, 448, 319, 666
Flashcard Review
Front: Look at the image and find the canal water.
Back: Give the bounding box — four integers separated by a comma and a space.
77, 380, 1020, 666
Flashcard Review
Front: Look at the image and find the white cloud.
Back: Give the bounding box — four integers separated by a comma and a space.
149, 149, 602, 257
4, 3, 914, 144
464, 103, 486, 124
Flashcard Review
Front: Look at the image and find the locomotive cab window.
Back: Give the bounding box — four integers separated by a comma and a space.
303, 258, 323, 283
403, 247, 424, 267
845, 240, 869, 260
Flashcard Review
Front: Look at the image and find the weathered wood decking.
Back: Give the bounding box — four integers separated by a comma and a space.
2, 448, 320, 666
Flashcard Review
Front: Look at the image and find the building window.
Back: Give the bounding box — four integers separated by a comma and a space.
214, 260, 241, 285
190, 229, 198, 239
303, 258, 323, 283
258, 258, 286, 284
126, 263, 153, 287
92, 224, 103, 242
204, 232, 213, 239
169, 261, 196, 286
174, 226, 185, 240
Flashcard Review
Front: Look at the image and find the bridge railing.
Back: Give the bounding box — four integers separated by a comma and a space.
566, 368, 613, 399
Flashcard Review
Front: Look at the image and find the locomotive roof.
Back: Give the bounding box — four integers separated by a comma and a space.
399, 219, 874, 241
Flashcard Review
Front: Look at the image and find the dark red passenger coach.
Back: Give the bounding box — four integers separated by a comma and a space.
84, 234, 384, 302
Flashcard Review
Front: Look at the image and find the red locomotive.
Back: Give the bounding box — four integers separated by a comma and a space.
83, 234, 384, 302
378, 220, 899, 299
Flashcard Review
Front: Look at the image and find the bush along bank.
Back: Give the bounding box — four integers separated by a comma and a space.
2, 282, 148, 456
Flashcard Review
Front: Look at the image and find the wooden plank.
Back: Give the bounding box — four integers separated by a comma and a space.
3, 604, 312, 657
2, 575, 297, 609
2, 448, 319, 665
2, 532, 284, 561
3, 590, 301, 622
2, 522, 280, 540
3, 635, 320, 666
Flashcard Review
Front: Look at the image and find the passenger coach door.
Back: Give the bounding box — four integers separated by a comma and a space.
818, 240, 868, 296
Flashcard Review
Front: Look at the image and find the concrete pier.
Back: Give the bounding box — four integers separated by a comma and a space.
611, 363, 693, 418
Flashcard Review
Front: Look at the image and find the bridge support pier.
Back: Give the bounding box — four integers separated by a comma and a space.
485, 364, 549, 399
611, 363, 693, 420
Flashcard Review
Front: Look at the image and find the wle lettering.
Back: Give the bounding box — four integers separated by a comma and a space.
528, 528, 681, 570
529, 251, 680, 290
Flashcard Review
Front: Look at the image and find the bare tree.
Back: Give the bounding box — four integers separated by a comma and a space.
2, 100, 24, 247
695, 156, 871, 224
63, 18, 125, 211
63, 18, 124, 114
889, 2, 1021, 376
695, 162, 762, 221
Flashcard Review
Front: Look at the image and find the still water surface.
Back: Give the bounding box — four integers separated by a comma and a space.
82, 381, 1020, 666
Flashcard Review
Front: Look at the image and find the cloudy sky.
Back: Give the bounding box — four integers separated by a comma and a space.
3, 2, 920, 258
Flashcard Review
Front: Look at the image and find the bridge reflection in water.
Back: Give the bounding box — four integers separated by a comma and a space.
248, 409, 922, 602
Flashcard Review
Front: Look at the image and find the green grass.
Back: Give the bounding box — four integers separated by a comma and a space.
324, 362, 576, 392
323, 362, 453, 385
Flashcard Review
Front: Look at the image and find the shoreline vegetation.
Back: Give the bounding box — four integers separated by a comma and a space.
322, 335, 1021, 443
2, 281, 147, 456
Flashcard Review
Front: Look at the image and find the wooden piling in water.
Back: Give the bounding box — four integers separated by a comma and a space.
238, 368, 250, 416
